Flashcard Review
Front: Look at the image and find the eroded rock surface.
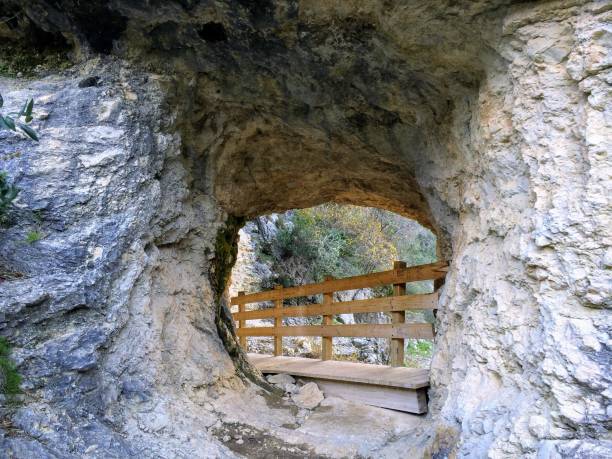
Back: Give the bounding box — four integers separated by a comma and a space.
0, 1, 610, 458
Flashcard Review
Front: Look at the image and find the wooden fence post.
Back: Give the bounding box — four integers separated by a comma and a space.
321, 276, 334, 360
390, 261, 406, 367
238, 291, 247, 349
274, 285, 283, 356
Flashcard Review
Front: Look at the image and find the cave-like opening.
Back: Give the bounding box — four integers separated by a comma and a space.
206, 201, 445, 453
229, 203, 438, 369
201, 82, 455, 421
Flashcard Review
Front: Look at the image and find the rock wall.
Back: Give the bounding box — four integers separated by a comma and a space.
0, 64, 239, 457
427, 4, 611, 456
0, 1, 610, 458
229, 220, 273, 298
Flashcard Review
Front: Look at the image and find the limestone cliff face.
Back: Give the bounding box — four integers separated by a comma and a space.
0, 1, 610, 457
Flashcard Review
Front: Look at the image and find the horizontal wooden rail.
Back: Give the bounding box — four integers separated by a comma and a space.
232, 260, 447, 367
235, 323, 434, 339
232, 292, 438, 321
231, 261, 448, 305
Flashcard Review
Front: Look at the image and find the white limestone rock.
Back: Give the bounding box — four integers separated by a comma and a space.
266, 373, 295, 387
292, 382, 324, 410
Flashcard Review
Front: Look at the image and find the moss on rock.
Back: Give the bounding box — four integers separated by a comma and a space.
0, 43, 71, 77
210, 215, 276, 391
0, 337, 21, 399
210, 214, 245, 300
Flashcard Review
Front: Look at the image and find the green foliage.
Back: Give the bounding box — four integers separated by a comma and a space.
404, 339, 434, 368
258, 204, 436, 296
0, 91, 39, 225
0, 337, 22, 398
0, 42, 71, 78
406, 339, 433, 357
0, 171, 19, 225
25, 230, 42, 244
0, 92, 39, 141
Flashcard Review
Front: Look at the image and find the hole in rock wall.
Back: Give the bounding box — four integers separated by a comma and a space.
71, 5, 127, 54
197, 22, 229, 43
228, 203, 437, 368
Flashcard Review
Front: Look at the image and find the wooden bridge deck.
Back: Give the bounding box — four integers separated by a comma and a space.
249, 353, 430, 413
236, 263, 445, 414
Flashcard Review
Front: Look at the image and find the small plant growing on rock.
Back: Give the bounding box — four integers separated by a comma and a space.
25, 230, 43, 244
0, 91, 38, 224
0, 92, 38, 141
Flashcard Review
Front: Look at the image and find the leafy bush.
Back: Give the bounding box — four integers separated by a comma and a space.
259, 204, 436, 292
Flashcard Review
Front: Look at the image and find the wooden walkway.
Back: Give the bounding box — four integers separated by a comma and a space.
249, 354, 429, 413
250, 354, 429, 388
232, 261, 448, 414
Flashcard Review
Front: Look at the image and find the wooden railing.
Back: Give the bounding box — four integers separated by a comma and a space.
231, 260, 448, 366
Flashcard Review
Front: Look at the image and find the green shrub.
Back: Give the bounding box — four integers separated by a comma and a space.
258, 204, 436, 295
404, 339, 434, 368
406, 339, 433, 357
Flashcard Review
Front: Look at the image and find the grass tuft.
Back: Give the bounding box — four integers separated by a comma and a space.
25, 230, 43, 244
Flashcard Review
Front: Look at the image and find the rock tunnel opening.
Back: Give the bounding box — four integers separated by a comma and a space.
202, 109, 453, 412
191, 50, 464, 420
209, 199, 443, 441
207, 150, 450, 361
228, 204, 438, 368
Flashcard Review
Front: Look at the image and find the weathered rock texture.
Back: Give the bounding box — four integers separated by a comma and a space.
0, 1, 610, 457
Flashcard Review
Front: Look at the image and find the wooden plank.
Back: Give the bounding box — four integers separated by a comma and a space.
231, 261, 448, 305
232, 292, 438, 320
237, 291, 246, 348
236, 323, 434, 339
248, 354, 429, 389
300, 377, 428, 414
390, 261, 406, 367
274, 285, 283, 356
321, 276, 334, 361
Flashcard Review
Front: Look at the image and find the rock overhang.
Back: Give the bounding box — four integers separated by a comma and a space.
6, 1, 507, 237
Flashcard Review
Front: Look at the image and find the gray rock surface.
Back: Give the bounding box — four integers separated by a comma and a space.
0, 63, 237, 458
0, 1, 610, 458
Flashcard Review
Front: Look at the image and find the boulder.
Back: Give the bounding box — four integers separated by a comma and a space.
266, 374, 295, 386
292, 382, 324, 410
